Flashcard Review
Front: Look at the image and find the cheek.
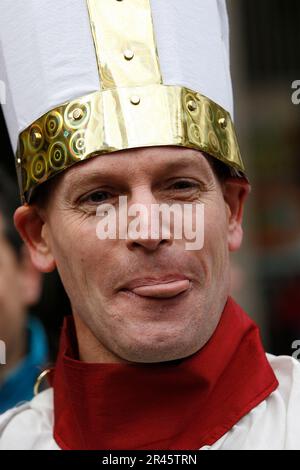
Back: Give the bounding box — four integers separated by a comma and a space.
49, 217, 112, 292
203, 202, 229, 272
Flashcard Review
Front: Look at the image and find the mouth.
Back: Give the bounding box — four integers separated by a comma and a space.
119, 275, 192, 299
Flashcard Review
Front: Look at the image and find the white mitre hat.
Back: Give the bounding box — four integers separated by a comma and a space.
0, 0, 245, 203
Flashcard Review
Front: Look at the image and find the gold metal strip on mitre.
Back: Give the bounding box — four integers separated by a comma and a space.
86, 0, 162, 89
16, 84, 245, 203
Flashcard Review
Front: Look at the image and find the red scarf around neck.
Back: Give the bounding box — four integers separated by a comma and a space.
51, 296, 278, 450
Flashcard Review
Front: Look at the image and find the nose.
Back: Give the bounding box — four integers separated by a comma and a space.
125, 187, 173, 252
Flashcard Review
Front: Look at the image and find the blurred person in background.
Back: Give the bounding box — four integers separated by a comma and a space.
0, 166, 48, 413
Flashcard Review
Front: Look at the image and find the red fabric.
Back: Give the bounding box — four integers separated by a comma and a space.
52, 296, 278, 450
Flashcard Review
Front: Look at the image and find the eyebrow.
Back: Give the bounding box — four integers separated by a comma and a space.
63, 151, 212, 194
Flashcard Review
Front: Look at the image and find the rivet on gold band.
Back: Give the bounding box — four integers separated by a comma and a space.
130, 95, 141, 105
124, 49, 134, 61
187, 100, 197, 112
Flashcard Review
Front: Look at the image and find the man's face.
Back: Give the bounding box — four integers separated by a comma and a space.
29, 147, 244, 363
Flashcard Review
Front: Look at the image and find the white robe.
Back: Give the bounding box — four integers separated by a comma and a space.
1, 354, 300, 450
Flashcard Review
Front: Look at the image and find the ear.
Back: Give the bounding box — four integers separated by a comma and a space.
222, 177, 251, 252
14, 205, 56, 273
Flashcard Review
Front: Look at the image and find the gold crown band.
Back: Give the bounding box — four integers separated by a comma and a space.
16, 84, 244, 203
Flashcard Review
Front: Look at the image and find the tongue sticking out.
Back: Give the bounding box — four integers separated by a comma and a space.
130, 280, 190, 298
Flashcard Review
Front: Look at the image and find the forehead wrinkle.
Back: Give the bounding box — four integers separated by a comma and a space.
62, 147, 212, 192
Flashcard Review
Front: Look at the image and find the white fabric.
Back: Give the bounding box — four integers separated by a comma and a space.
0, 354, 300, 450
0, 0, 233, 153
150, 0, 233, 118
0, 388, 58, 450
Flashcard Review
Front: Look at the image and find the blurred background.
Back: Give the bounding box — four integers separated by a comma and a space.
0, 0, 299, 361
228, 0, 300, 353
